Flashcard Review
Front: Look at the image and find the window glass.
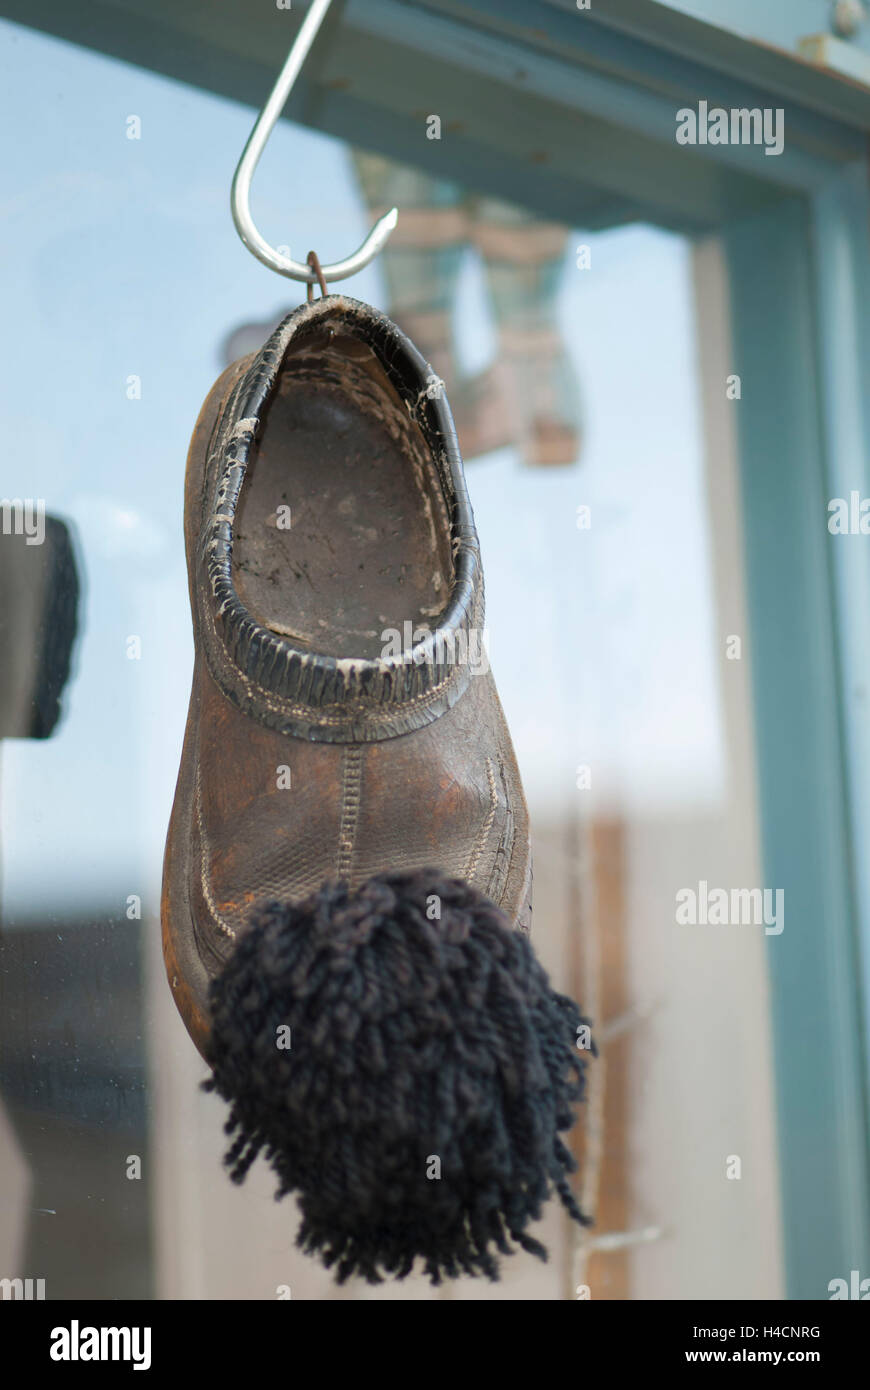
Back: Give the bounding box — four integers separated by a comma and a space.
0, 20, 780, 1300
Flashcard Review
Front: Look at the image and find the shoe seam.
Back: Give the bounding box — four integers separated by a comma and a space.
464, 756, 499, 882
198, 578, 479, 736
194, 765, 238, 942
336, 746, 364, 881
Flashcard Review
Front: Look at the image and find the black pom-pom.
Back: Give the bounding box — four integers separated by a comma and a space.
203, 869, 593, 1284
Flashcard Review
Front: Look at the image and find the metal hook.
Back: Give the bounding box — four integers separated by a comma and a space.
231, 0, 398, 285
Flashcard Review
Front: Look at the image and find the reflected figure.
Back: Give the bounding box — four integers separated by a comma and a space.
353, 152, 582, 468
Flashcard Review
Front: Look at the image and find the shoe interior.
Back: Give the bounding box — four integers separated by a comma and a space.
232, 323, 455, 661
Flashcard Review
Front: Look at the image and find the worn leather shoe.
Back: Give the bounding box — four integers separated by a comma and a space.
162, 295, 532, 1059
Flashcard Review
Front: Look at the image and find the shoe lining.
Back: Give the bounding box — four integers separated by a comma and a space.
232, 325, 454, 662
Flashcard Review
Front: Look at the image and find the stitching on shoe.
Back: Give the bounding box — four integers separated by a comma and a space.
199, 584, 475, 731
194, 766, 237, 941
485, 754, 516, 906
464, 757, 499, 882
337, 747, 364, 881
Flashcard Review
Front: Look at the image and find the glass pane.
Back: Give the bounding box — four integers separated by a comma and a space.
1, 18, 781, 1301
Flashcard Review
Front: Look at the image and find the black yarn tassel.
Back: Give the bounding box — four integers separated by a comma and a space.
203, 868, 594, 1284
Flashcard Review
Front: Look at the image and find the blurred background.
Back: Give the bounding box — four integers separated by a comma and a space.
2, 0, 869, 1300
